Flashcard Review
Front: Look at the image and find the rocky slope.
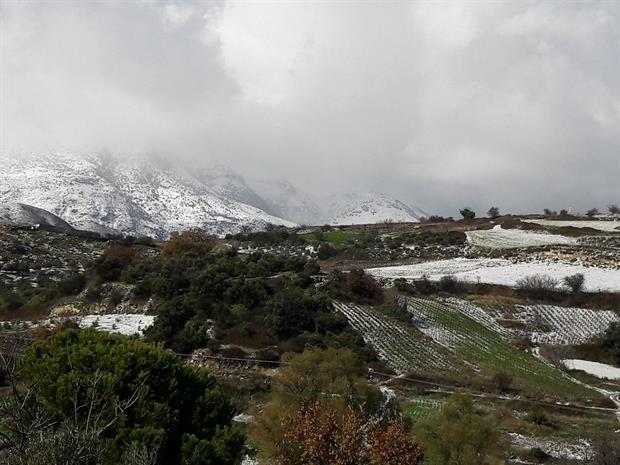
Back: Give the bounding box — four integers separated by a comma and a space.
1, 150, 428, 236
0, 151, 295, 238
323, 192, 426, 225
248, 178, 324, 225
0, 203, 75, 232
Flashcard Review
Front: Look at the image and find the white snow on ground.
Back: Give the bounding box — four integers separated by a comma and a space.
18, 314, 155, 337
509, 433, 592, 461
524, 219, 620, 232
466, 225, 576, 249
74, 314, 155, 336
366, 258, 620, 292
563, 359, 620, 380
515, 305, 619, 345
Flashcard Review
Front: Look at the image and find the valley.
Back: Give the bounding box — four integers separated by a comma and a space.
1, 210, 619, 463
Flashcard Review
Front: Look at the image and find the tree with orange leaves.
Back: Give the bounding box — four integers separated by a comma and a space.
276, 401, 422, 465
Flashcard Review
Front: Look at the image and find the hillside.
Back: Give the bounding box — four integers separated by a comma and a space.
0, 203, 75, 233
324, 192, 427, 225
0, 151, 295, 239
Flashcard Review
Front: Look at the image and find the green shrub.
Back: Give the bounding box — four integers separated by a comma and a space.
22, 330, 245, 465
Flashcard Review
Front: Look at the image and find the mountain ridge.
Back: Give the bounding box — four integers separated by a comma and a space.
0, 150, 428, 237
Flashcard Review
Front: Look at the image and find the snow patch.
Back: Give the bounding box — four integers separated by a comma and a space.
367, 258, 620, 292
563, 359, 620, 380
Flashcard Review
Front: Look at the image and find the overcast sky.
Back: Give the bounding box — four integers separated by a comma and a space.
1, 0, 618, 216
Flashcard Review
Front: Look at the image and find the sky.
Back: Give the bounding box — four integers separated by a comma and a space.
1, 0, 619, 216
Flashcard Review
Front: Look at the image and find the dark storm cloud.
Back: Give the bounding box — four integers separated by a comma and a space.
1, 1, 618, 215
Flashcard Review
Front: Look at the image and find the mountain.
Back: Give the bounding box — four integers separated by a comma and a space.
0, 151, 295, 239
323, 192, 426, 225
197, 165, 276, 215
248, 179, 427, 226
0, 202, 76, 232
247, 179, 323, 226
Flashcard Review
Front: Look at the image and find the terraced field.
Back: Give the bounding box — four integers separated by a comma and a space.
407, 298, 595, 399
466, 226, 576, 249
513, 305, 619, 345
333, 302, 460, 375
400, 397, 443, 421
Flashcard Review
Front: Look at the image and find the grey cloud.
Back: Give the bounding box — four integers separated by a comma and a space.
1, 0, 618, 216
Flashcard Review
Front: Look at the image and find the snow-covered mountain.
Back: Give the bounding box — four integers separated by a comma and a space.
249, 180, 427, 226
0, 202, 75, 232
248, 179, 323, 226
0, 150, 428, 236
0, 151, 295, 239
323, 192, 426, 225
197, 165, 275, 216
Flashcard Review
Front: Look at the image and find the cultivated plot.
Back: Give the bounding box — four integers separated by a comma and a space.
466, 225, 576, 249
333, 301, 459, 375
407, 298, 594, 398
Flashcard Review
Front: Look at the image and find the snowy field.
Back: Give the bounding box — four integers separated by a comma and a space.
366, 258, 620, 292
563, 359, 620, 380
524, 219, 620, 232
16, 314, 156, 337
73, 314, 155, 336
509, 433, 591, 461
466, 225, 576, 249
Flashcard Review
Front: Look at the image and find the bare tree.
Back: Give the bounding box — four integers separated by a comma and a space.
563, 273, 585, 293
586, 208, 599, 218
487, 206, 500, 218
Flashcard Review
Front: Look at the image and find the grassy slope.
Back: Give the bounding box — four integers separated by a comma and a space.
408, 298, 596, 399
301, 230, 360, 243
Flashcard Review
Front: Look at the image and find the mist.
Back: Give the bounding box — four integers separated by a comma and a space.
1, 1, 619, 216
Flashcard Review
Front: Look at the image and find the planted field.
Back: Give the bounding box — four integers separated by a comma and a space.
333, 301, 459, 375
513, 304, 619, 345
407, 298, 594, 398
301, 230, 360, 243
466, 226, 576, 249
400, 397, 443, 421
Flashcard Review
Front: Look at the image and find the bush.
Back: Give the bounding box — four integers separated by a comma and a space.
21, 330, 245, 465
490, 371, 513, 394
528, 447, 549, 462
609, 204, 620, 215
459, 208, 476, 220
563, 273, 585, 293
526, 406, 552, 427
586, 208, 599, 218
161, 230, 216, 256
93, 246, 139, 282
415, 394, 502, 465
487, 206, 500, 218
330, 269, 384, 305
437, 275, 464, 293
317, 243, 338, 260
516, 274, 558, 300
601, 322, 620, 365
